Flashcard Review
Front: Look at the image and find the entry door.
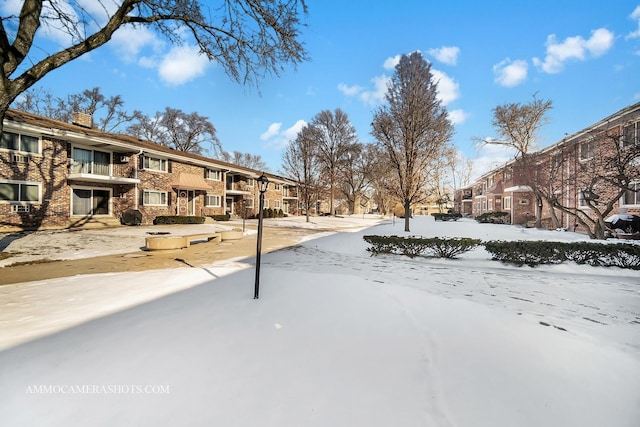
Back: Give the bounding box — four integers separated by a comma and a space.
187, 190, 195, 215
226, 197, 233, 215
177, 190, 196, 216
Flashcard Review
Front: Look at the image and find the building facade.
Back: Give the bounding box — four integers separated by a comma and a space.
455, 102, 640, 231
1, 109, 299, 230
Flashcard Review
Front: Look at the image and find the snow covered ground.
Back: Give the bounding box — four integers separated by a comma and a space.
1, 215, 639, 426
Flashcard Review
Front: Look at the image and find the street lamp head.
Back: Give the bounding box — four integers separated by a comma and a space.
257, 172, 269, 193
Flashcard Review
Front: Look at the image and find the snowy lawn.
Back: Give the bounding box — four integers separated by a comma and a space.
0, 216, 639, 427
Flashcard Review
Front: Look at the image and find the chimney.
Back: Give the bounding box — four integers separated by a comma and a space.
72, 112, 93, 128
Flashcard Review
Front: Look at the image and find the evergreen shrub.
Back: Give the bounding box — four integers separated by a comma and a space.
432, 213, 462, 221
475, 211, 510, 224
153, 216, 206, 225
363, 235, 481, 259
483, 240, 640, 269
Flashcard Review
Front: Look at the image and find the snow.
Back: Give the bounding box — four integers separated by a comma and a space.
1, 215, 639, 427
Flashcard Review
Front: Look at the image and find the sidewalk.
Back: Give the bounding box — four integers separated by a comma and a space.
0, 225, 316, 286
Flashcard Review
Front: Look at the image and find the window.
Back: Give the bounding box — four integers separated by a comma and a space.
274, 200, 281, 209
578, 191, 588, 208
274, 183, 281, 191
503, 197, 511, 210
0, 181, 40, 203
143, 156, 168, 172
488, 199, 493, 211
1, 131, 39, 154
143, 190, 168, 206
579, 140, 596, 160
207, 169, 222, 180
71, 147, 110, 175
206, 194, 221, 207
245, 199, 254, 209
264, 199, 270, 208
72, 188, 110, 215
247, 178, 254, 187
623, 122, 638, 147
623, 182, 640, 206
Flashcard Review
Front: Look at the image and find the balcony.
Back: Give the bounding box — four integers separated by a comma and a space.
68, 161, 139, 185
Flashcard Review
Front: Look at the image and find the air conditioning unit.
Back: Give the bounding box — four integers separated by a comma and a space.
120, 155, 130, 163
519, 199, 530, 205
12, 205, 30, 212
12, 154, 29, 164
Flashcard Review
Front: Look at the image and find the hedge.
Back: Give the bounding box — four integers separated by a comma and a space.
210, 214, 230, 221
363, 235, 640, 269
363, 235, 481, 259
153, 215, 206, 225
483, 240, 640, 269
432, 213, 462, 221
475, 211, 509, 224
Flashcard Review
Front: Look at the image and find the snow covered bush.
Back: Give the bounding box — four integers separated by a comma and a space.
363, 235, 481, 259
484, 240, 640, 269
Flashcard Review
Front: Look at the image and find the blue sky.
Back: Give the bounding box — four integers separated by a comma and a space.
4, 1, 640, 178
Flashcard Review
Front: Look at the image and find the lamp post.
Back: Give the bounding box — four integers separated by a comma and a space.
254, 173, 269, 299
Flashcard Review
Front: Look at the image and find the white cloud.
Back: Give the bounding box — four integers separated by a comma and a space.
448, 109, 469, 125
359, 75, 390, 106
532, 28, 615, 74
158, 45, 209, 85
337, 83, 363, 96
431, 69, 460, 105
0, 0, 21, 15
383, 55, 402, 70
111, 26, 163, 63
493, 58, 528, 87
427, 46, 460, 65
626, 6, 640, 39
260, 122, 282, 141
260, 120, 307, 149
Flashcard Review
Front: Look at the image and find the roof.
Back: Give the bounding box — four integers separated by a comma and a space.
3, 108, 296, 185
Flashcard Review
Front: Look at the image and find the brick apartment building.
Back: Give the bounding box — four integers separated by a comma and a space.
455, 102, 640, 233
0, 109, 299, 230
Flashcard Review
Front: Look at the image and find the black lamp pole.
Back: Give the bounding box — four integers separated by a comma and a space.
254, 173, 269, 299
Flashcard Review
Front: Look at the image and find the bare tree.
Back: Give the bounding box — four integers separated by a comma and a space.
281, 124, 321, 222
12, 87, 61, 119
339, 142, 376, 214
538, 131, 640, 239
446, 147, 473, 195
307, 108, 358, 216
219, 150, 268, 170
13, 86, 141, 132
0, 0, 308, 134
127, 107, 221, 156
488, 95, 552, 157
483, 95, 553, 227
371, 51, 454, 231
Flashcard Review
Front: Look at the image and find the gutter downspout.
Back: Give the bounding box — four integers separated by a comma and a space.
134, 150, 143, 210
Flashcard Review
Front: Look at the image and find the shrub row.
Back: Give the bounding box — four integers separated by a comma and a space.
363, 235, 640, 269
363, 235, 482, 259
153, 215, 206, 225
484, 240, 640, 269
252, 208, 286, 219
431, 212, 462, 221
210, 214, 230, 221
475, 211, 509, 223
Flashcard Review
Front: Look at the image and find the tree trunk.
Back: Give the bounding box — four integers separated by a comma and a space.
549, 206, 561, 229
535, 195, 543, 228
404, 201, 411, 232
